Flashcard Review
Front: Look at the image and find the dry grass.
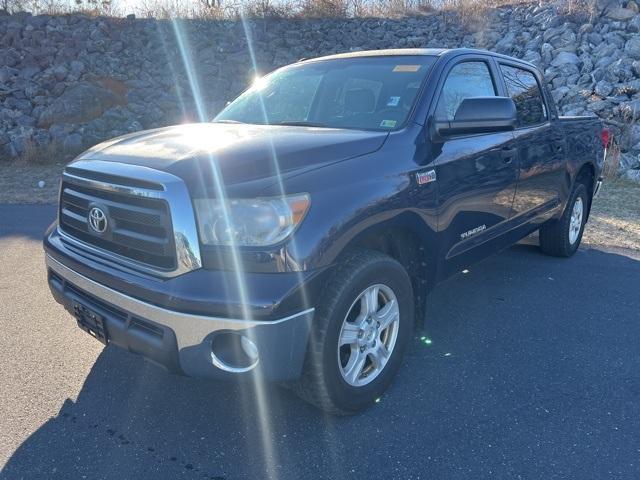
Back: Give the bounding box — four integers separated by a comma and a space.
18, 138, 69, 166
2, 0, 587, 19
603, 144, 621, 180
583, 178, 640, 251
1, 0, 117, 16
128, 0, 437, 19
0, 161, 64, 204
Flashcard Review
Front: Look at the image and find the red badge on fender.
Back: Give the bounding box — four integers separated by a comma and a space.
416, 170, 436, 185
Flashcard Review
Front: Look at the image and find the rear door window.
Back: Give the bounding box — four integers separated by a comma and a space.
500, 64, 547, 127
435, 61, 497, 121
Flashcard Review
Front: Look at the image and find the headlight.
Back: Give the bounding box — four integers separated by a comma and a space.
193, 194, 310, 247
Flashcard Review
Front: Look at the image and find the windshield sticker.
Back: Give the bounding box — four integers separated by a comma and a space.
386, 96, 401, 107
380, 119, 397, 128
393, 65, 421, 72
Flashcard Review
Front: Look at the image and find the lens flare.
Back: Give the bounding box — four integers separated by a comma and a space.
168, 15, 283, 479
155, 22, 190, 121
165, 11, 322, 477
170, 19, 208, 122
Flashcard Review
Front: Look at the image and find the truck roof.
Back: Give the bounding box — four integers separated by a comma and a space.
303, 48, 537, 70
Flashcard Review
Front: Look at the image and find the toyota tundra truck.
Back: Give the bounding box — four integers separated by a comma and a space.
44, 48, 605, 414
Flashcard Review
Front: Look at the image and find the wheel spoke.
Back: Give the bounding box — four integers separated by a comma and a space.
361, 285, 379, 316
375, 299, 398, 331
339, 322, 361, 346
369, 343, 390, 369
343, 350, 367, 384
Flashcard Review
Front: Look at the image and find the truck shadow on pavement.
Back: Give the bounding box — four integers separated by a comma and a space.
3, 245, 640, 480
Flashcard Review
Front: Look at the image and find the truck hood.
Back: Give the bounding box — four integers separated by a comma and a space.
73, 123, 388, 194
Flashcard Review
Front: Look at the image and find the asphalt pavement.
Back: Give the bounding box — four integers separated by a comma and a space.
1, 204, 639, 480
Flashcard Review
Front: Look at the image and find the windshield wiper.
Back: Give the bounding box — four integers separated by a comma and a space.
213, 119, 330, 128
212, 119, 245, 124
272, 121, 329, 128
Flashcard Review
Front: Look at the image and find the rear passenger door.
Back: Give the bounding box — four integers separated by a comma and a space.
498, 62, 565, 221
430, 56, 519, 274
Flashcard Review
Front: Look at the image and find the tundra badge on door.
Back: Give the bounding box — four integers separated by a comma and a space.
460, 225, 486, 240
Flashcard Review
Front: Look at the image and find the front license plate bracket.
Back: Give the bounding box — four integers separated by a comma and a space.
73, 302, 108, 345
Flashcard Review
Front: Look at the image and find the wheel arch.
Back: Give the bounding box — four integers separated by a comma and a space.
334, 211, 437, 329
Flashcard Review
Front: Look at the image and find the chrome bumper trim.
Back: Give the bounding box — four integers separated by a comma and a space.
46, 254, 314, 352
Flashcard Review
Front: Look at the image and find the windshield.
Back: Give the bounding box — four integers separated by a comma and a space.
214, 55, 436, 131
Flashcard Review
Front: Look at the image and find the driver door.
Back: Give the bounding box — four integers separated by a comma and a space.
430, 56, 519, 275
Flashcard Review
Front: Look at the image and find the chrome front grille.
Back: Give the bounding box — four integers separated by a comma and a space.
60, 182, 175, 270
57, 160, 202, 278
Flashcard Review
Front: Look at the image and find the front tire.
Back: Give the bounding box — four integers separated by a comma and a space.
294, 250, 414, 415
539, 182, 589, 257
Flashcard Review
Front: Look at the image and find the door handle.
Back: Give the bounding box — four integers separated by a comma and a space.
500, 147, 517, 163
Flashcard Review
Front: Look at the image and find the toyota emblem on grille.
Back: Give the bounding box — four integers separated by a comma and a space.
88, 207, 108, 234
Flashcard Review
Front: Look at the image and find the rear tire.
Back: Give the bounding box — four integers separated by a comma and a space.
293, 250, 414, 415
539, 182, 588, 257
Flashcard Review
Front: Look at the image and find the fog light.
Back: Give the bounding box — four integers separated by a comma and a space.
210, 332, 259, 373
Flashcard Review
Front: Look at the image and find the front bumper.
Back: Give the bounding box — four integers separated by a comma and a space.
46, 254, 315, 381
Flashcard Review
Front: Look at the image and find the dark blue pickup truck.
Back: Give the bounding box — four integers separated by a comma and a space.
44, 48, 605, 414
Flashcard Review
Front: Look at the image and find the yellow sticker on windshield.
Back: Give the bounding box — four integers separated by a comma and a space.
393, 65, 421, 72
380, 120, 397, 128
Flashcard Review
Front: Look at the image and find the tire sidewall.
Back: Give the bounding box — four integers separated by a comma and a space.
319, 258, 414, 412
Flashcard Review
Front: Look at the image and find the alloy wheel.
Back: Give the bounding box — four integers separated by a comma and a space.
569, 196, 583, 245
337, 284, 400, 387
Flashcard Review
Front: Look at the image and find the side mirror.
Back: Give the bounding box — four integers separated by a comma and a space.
433, 97, 517, 137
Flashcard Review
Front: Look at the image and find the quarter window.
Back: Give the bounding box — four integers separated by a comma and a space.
436, 61, 496, 121
500, 65, 547, 127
